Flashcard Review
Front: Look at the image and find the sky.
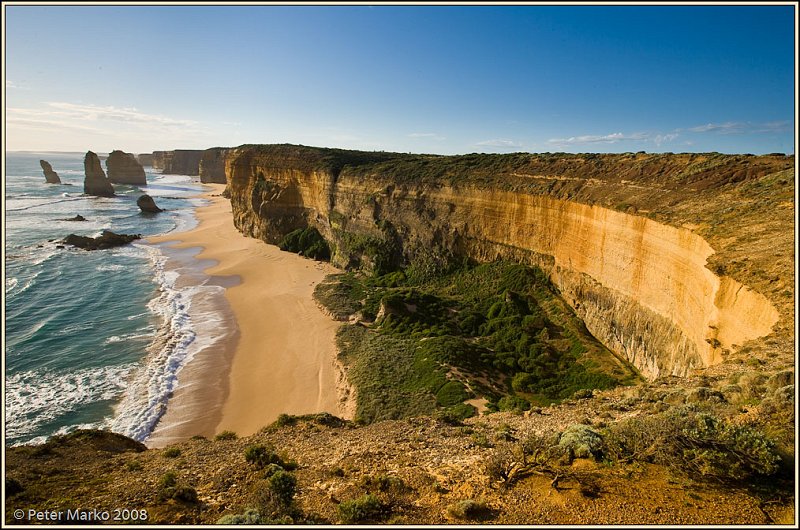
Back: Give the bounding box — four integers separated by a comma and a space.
4, 3, 796, 155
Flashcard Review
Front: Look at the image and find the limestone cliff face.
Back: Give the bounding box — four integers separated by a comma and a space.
83, 151, 115, 197
40, 159, 61, 184
225, 146, 791, 379
199, 147, 230, 183
151, 151, 167, 170
106, 150, 146, 185
162, 150, 203, 175
137, 153, 154, 167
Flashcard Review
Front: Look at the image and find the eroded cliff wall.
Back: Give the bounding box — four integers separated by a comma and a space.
199, 148, 230, 183
151, 150, 204, 175
224, 146, 792, 379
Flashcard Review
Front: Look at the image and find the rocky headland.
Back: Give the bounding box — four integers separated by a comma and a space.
107, 150, 147, 185
83, 151, 115, 197
39, 159, 61, 184
151, 149, 204, 175
137, 153, 155, 166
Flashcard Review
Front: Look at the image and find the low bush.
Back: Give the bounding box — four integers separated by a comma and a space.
215, 430, 237, 441
268, 470, 297, 506
244, 444, 283, 469
163, 447, 181, 458
337, 493, 390, 524
157, 472, 197, 503
446, 499, 491, 520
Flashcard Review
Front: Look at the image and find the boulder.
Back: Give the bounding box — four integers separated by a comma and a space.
40, 160, 61, 184
63, 230, 140, 250
106, 150, 146, 185
60, 214, 87, 222
83, 151, 115, 197
137, 194, 163, 213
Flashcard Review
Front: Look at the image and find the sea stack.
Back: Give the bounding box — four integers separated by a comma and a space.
137, 194, 163, 213
83, 151, 115, 197
40, 160, 61, 184
106, 150, 147, 185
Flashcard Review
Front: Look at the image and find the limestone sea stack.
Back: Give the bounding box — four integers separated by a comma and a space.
137, 194, 163, 213
106, 150, 147, 185
137, 153, 154, 166
83, 151, 115, 197
40, 160, 61, 184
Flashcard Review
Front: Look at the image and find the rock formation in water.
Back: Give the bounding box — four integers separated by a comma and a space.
106, 150, 147, 185
59, 214, 87, 221
223, 145, 794, 380
40, 160, 61, 184
136, 194, 163, 213
199, 147, 230, 183
83, 151, 115, 197
137, 153, 154, 166
63, 230, 141, 250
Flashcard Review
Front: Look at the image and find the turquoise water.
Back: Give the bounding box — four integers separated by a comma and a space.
4, 152, 213, 445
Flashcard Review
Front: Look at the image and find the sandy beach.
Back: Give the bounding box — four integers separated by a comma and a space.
146, 184, 349, 444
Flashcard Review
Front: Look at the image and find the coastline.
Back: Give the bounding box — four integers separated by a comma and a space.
146, 184, 350, 443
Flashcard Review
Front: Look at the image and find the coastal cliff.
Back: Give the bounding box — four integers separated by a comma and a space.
224, 145, 793, 380
199, 147, 230, 183
151, 150, 204, 175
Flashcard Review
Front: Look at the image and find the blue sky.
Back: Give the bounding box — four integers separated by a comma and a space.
4, 4, 795, 154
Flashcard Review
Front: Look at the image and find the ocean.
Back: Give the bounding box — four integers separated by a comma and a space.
4, 152, 226, 446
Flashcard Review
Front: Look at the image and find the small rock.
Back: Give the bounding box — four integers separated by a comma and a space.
137, 194, 163, 213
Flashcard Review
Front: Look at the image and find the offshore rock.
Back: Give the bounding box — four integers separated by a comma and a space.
107, 150, 146, 185
40, 160, 61, 184
63, 230, 141, 250
60, 214, 87, 221
137, 194, 163, 213
83, 151, 115, 197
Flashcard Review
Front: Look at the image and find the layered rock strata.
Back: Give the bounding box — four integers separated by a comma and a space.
224, 145, 791, 380
40, 159, 61, 184
83, 151, 115, 197
151, 150, 204, 175
107, 150, 147, 185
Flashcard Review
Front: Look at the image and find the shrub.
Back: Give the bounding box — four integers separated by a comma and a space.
279, 227, 330, 260
217, 509, 263, 524
602, 408, 781, 482
163, 447, 181, 458
215, 430, 237, 441
268, 470, 297, 506
558, 424, 603, 460
244, 444, 283, 469
497, 395, 530, 412
337, 493, 390, 524
436, 381, 470, 406
126, 460, 143, 472
446, 499, 491, 520
157, 472, 197, 503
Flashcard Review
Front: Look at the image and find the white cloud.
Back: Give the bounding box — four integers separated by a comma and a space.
653, 133, 679, 146
6, 101, 212, 151
687, 122, 743, 134
474, 138, 523, 149
547, 132, 648, 147
408, 132, 446, 141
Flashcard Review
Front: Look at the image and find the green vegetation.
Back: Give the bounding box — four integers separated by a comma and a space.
157, 471, 198, 503
318, 260, 639, 423
446, 499, 492, 520
215, 430, 237, 441
279, 227, 330, 260
337, 493, 390, 524
163, 447, 181, 458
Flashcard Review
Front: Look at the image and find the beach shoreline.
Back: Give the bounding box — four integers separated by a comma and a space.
145, 184, 351, 445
